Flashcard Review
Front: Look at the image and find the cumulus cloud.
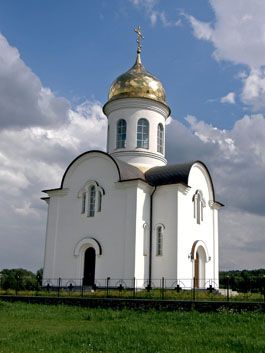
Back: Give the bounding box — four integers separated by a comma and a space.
0, 34, 69, 128
187, 0, 265, 109
0, 100, 107, 270
188, 15, 213, 41
188, 0, 265, 68
220, 92, 236, 104
241, 68, 265, 109
0, 33, 107, 270
166, 114, 265, 269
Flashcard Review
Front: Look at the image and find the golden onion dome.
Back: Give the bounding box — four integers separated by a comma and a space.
108, 53, 167, 106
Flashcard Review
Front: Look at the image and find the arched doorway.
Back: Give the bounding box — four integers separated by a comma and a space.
194, 246, 206, 288
83, 247, 96, 286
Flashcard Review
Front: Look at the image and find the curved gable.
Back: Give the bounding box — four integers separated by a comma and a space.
42, 150, 145, 193
60, 150, 120, 189
188, 162, 216, 202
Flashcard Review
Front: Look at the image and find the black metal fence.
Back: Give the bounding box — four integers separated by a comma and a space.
1, 276, 264, 302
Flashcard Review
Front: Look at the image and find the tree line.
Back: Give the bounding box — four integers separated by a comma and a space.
219, 269, 265, 292
0, 268, 43, 290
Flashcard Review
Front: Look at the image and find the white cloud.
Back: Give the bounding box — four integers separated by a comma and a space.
166, 113, 265, 269
0, 33, 107, 271
241, 68, 265, 109
130, 0, 158, 25
220, 92, 236, 104
0, 100, 107, 271
130, 0, 181, 27
0, 33, 69, 128
188, 15, 213, 40
188, 0, 265, 68
187, 0, 265, 109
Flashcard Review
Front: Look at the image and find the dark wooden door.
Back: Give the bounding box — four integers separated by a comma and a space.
83, 247, 96, 286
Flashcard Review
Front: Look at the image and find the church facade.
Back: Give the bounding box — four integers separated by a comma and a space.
42, 30, 222, 289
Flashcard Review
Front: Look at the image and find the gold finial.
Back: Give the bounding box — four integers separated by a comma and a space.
134, 26, 144, 54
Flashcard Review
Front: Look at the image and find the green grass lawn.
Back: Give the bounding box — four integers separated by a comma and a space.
0, 301, 264, 353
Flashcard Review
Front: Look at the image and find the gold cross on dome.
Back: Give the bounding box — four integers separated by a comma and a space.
134, 26, 144, 53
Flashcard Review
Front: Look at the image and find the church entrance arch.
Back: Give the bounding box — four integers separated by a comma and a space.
194, 246, 206, 288
83, 247, 96, 286
74, 237, 102, 285
191, 241, 209, 289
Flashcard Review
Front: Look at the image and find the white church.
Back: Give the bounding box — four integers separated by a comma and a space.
42, 28, 223, 289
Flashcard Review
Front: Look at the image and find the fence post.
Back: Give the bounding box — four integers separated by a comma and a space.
226, 276, 230, 302
58, 277, 61, 298
192, 277, 196, 301
161, 277, 165, 300
36, 275, 40, 296
106, 277, 110, 298
81, 278, 84, 297
263, 275, 265, 302
133, 277, 136, 298
16, 275, 20, 296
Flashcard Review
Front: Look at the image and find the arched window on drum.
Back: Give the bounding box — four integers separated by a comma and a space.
137, 118, 149, 149
157, 123, 164, 154
116, 119, 127, 148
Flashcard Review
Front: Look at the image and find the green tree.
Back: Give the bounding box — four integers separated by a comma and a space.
0, 268, 37, 290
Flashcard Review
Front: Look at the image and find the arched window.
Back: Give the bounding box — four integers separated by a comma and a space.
79, 181, 105, 217
137, 118, 149, 149
193, 190, 206, 224
116, 119, 127, 148
157, 123, 164, 154
156, 226, 163, 256
88, 185, 96, 217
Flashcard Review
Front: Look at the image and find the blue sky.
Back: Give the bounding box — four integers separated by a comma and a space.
0, 0, 265, 272
0, 0, 245, 127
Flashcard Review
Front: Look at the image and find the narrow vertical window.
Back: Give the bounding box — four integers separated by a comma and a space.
88, 185, 96, 217
97, 191, 102, 212
196, 192, 201, 224
143, 225, 148, 256
157, 123, 164, 154
81, 192, 86, 214
156, 226, 163, 256
193, 190, 205, 224
137, 118, 149, 149
116, 119, 127, 148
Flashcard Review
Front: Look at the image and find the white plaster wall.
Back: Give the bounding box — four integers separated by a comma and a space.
43, 156, 219, 288
151, 185, 178, 282
213, 208, 219, 284
43, 197, 59, 281
134, 182, 152, 282
177, 163, 217, 287
43, 152, 140, 284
